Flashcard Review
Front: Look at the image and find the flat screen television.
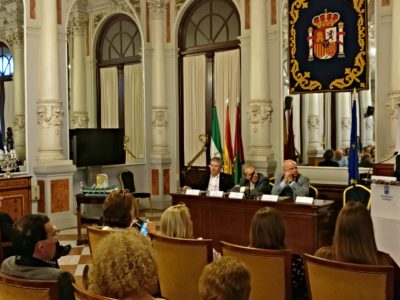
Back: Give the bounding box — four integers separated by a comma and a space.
69, 128, 126, 167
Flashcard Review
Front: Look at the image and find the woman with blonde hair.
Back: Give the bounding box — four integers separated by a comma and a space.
160, 203, 193, 239
88, 230, 164, 300
250, 207, 306, 298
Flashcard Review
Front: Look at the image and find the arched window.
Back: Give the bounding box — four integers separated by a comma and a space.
0, 42, 14, 148
179, 0, 240, 174
96, 14, 145, 162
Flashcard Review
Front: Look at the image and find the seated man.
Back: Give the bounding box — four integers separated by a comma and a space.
1, 214, 75, 300
318, 149, 339, 167
334, 148, 348, 167
271, 159, 310, 197
183, 156, 234, 192
232, 163, 270, 195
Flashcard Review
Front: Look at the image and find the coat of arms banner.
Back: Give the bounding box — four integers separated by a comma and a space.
288, 0, 368, 94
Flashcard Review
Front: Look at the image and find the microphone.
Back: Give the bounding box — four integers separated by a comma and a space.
366, 151, 398, 183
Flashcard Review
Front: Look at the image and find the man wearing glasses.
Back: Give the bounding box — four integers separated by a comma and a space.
232, 163, 271, 195
1, 214, 75, 300
183, 156, 234, 192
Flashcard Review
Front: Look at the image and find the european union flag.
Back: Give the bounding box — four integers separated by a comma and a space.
348, 97, 359, 184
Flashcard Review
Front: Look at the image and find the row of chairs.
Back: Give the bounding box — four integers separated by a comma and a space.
0, 233, 394, 300
86, 229, 394, 300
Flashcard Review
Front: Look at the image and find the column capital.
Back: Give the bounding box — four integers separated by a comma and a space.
37, 102, 64, 131
385, 91, 400, 120
152, 108, 169, 128
13, 114, 25, 132
71, 112, 89, 128
246, 101, 273, 124
147, 0, 169, 19
67, 11, 88, 35
5, 27, 24, 48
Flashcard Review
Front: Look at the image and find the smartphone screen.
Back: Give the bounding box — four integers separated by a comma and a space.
140, 222, 148, 235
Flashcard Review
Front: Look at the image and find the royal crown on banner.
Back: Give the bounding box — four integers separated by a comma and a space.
307, 9, 346, 61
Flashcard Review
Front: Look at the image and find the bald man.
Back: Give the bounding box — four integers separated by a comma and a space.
271, 160, 310, 197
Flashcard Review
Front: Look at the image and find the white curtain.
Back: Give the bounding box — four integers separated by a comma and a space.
214, 49, 241, 150
4, 81, 14, 129
124, 64, 145, 163
100, 67, 118, 128
183, 55, 206, 166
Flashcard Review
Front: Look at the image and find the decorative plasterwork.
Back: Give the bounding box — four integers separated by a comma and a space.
5, 27, 23, 47
147, 0, 169, 19
246, 102, 273, 124
71, 112, 89, 128
0, 0, 23, 28
67, 11, 88, 35
93, 2, 137, 30
152, 109, 168, 128
341, 117, 351, 130
37, 103, 64, 133
12, 114, 25, 132
307, 115, 320, 130
386, 91, 400, 120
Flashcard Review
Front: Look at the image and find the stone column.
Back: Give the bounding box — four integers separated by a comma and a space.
69, 10, 88, 128
148, 0, 171, 209
386, 0, 400, 155
36, 0, 66, 161
246, 0, 275, 174
337, 92, 352, 150
306, 93, 323, 156
359, 89, 374, 146
5, 28, 25, 161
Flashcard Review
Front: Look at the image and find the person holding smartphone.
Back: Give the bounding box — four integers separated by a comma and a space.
102, 190, 155, 235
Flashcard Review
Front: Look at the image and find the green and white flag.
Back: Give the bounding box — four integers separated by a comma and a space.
210, 106, 222, 158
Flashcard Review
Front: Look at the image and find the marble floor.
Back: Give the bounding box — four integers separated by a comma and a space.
58, 209, 163, 288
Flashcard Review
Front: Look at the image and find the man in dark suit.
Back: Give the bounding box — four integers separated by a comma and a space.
232, 163, 270, 195
319, 149, 340, 167
183, 157, 234, 192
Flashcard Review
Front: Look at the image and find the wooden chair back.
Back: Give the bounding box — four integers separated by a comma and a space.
73, 283, 117, 300
0, 272, 59, 300
86, 226, 113, 258
220, 241, 292, 300
303, 254, 394, 300
149, 233, 213, 300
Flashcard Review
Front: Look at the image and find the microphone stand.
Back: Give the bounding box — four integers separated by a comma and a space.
365, 151, 398, 184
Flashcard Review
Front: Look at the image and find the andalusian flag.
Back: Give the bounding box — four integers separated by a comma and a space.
233, 103, 244, 184
348, 91, 359, 185
210, 106, 222, 158
224, 103, 234, 174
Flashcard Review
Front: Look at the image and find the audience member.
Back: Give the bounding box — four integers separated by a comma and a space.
102, 189, 155, 233
160, 203, 193, 239
315, 202, 400, 298
333, 149, 348, 167
88, 230, 164, 300
232, 163, 270, 195
0, 214, 75, 300
318, 149, 339, 167
344, 147, 350, 157
183, 157, 234, 192
271, 159, 309, 197
198, 256, 251, 300
0, 210, 15, 258
250, 207, 306, 298
359, 153, 374, 167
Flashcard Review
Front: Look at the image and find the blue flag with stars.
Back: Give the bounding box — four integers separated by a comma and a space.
348, 97, 359, 184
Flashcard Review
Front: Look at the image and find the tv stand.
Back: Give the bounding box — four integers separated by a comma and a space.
75, 193, 105, 245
